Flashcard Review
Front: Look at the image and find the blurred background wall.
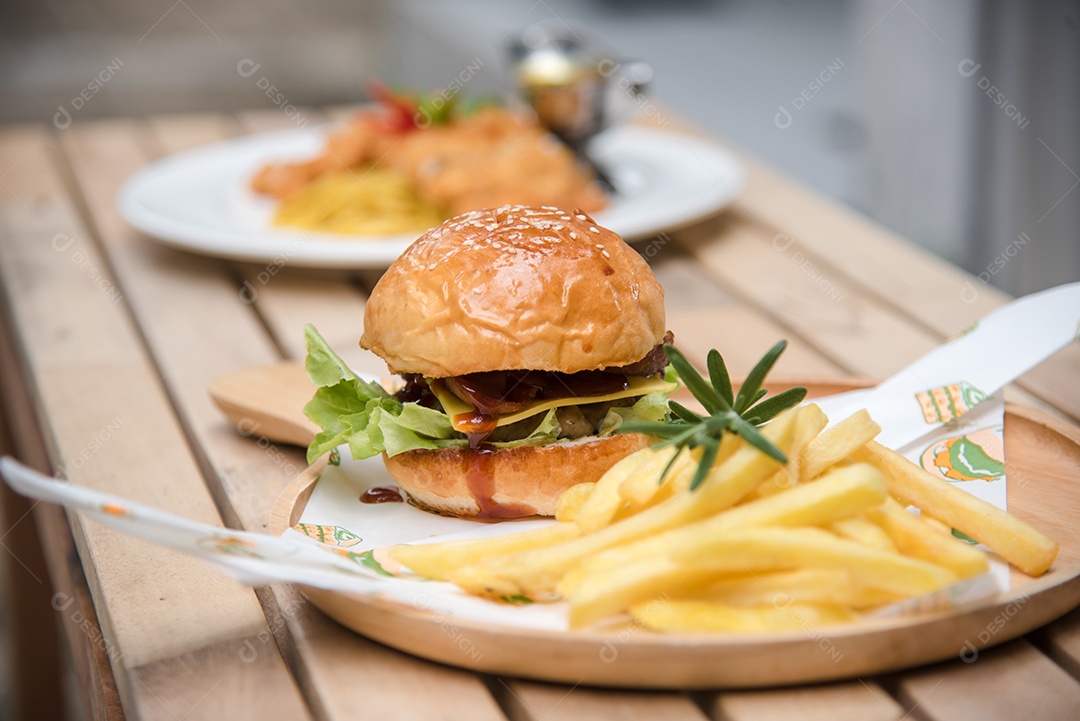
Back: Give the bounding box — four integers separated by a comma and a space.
2, 0, 1076, 295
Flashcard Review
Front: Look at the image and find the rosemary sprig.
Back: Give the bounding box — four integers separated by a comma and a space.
618, 342, 808, 490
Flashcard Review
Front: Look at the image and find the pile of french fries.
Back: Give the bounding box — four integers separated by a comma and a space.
389, 405, 1058, 632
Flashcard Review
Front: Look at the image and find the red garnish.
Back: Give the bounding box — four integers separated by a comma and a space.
365, 79, 422, 133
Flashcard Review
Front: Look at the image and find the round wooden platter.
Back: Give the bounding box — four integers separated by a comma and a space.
269, 380, 1080, 689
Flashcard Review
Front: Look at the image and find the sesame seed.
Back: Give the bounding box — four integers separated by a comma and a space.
601, 249, 611, 258
589, 227, 600, 234
576, 214, 587, 220
569, 231, 577, 239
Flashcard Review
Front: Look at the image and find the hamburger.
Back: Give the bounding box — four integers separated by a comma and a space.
303, 205, 675, 518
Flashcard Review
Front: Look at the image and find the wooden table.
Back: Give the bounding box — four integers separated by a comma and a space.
1, 107, 1079, 721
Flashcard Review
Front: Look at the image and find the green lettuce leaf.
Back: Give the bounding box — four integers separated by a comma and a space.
377, 402, 461, 456
489, 408, 561, 449
304, 323, 390, 396
599, 392, 672, 433
302, 325, 674, 464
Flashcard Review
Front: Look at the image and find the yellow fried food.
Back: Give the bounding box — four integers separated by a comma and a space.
630, 599, 858, 633
271, 168, 444, 235
389, 401, 1057, 634
855, 441, 1057, 576
449, 408, 799, 599
254, 105, 607, 235
389, 523, 580, 582
864, 497, 989, 579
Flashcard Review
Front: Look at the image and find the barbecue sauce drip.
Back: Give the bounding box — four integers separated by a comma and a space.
464, 445, 536, 519
396, 335, 674, 521
453, 411, 499, 449
454, 411, 537, 517
360, 486, 404, 504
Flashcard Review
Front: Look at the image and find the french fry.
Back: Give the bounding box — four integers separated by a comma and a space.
864, 498, 989, 579
855, 441, 1058, 576
616, 446, 698, 513
389, 522, 580, 581
920, 515, 953, 536
800, 409, 881, 482
569, 527, 956, 628
672, 432, 743, 493
450, 408, 800, 598
748, 403, 828, 498
568, 557, 711, 628
555, 482, 595, 523
630, 599, 858, 633
698, 568, 899, 609
562, 462, 889, 594
828, 516, 897, 553
573, 447, 672, 533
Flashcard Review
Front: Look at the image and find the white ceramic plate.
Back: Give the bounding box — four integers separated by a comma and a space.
117, 125, 745, 268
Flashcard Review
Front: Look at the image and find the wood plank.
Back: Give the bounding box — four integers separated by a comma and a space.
675, 214, 939, 380
732, 162, 1080, 423
63, 114, 504, 720
0, 391, 66, 721
231, 263, 381, 375
890, 639, 1080, 721
495, 681, 706, 721
262, 584, 508, 721
0, 287, 123, 721
632, 110, 1080, 422
710, 681, 903, 721
69, 116, 307, 527
1031, 604, 1080, 683
650, 249, 845, 379
675, 214, 1066, 418
0, 126, 310, 720
38, 504, 126, 721
733, 161, 1009, 333
230, 110, 383, 376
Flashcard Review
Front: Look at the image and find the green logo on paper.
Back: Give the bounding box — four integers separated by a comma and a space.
293, 523, 362, 547
915, 381, 987, 424
920, 426, 1005, 482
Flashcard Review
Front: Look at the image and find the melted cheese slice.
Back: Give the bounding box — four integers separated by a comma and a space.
430, 376, 677, 433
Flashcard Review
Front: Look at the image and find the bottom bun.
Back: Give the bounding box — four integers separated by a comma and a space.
382, 433, 654, 519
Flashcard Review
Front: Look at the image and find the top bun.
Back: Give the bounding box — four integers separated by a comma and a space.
361, 205, 666, 378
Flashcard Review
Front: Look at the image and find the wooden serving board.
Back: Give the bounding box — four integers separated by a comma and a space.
269, 381, 1080, 689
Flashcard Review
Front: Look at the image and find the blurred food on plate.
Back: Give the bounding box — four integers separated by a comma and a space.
251, 81, 608, 236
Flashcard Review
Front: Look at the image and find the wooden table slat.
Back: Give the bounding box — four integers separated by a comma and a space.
674, 215, 1066, 419
2, 105, 1078, 720
710, 681, 905, 721
890, 639, 1080, 721
1032, 605, 1080, 684
0, 127, 311, 719
69, 114, 507, 720
496, 682, 708, 721
732, 162, 1080, 423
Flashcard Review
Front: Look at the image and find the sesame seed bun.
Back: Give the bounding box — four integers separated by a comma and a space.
360, 205, 667, 378
360, 205, 667, 518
